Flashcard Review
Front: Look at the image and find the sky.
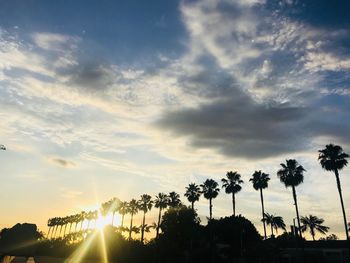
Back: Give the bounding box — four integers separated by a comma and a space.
1, 0, 350, 240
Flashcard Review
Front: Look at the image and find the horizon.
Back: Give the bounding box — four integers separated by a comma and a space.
1, 0, 350, 242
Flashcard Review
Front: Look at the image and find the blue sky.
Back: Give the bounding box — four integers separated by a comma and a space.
1, 0, 350, 240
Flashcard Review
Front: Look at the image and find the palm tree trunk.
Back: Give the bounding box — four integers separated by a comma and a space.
74, 222, 78, 232
68, 223, 72, 234
112, 212, 115, 226
271, 224, 274, 237
129, 213, 134, 240
292, 186, 302, 238
63, 224, 68, 237
191, 201, 194, 212
209, 198, 213, 220
59, 225, 63, 237
141, 211, 146, 243
335, 169, 349, 240
80, 220, 83, 231
260, 188, 267, 239
232, 193, 235, 217
47, 227, 51, 238
53, 225, 58, 238
156, 208, 162, 238
121, 214, 125, 227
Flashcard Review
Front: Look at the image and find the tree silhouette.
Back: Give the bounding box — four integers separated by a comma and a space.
319, 144, 349, 240
168, 191, 182, 208
118, 201, 129, 228
138, 194, 153, 243
110, 197, 121, 226
249, 170, 270, 239
277, 159, 305, 238
300, 215, 329, 241
127, 199, 139, 240
184, 183, 201, 211
221, 171, 243, 217
264, 212, 286, 237
154, 193, 169, 238
201, 179, 220, 220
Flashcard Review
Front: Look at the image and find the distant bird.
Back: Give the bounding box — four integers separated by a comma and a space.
0, 144, 6, 150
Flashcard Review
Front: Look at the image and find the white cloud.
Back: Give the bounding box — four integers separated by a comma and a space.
32, 32, 79, 52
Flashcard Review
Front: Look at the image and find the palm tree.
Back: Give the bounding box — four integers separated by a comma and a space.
127, 199, 139, 240
168, 191, 182, 208
52, 217, 59, 238
109, 197, 121, 226
250, 170, 270, 239
277, 159, 305, 238
221, 171, 243, 217
154, 193, 169, 238
73, 214, 80, 232
319, 144, 349, 240
118, 201, 129, 227
138, 194, 153, 243
79, 211, 87, 231
47, 218, 53, 238
264, 212, 286, 237
184, 183, 201, 211
300, 215, 329, 241
67, 215, 74, 234
201, 179, 220, 220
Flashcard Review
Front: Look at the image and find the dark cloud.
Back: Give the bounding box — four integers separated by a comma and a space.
49, 158, 77, 168
157, 91, 350, 159
65, 63, 117, 91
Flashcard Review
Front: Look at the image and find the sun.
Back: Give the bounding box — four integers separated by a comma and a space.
95, 214, 110, 230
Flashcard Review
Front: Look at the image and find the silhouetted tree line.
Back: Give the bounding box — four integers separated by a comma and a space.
1, 144, 349, 262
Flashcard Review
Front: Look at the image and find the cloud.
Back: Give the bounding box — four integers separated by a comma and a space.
49, 158, 77, 168
155, 0, 350, 159
32, 32, 79, 52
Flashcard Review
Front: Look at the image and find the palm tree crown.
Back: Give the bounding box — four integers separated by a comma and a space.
277, 159, 305, 187
184, 183, 201, 211
168, 191, 182, 208
264, 212, 286, 237
301, 215, 329, 241
319, 144, 349, 171
250, 170, 270, 190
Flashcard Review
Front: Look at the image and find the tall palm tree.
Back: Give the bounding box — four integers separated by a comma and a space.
154, 193, 169, 238
277, 159, 305, 238
201, 179, 220, 220
300, 215, 329, 241
67, 215, 74, 234
58, 217, 65, 237
73, 214, 80, 232
47, 218, 53, 238
319, 144, 349, 240
138, 194, 153, 243
118, 201, 129, 227
109, 197, 121, 226
127, 199, 139, 240
168, 191, 182, 208
184, 183, 201, 211
52, 217, 59, 238
250, 170, 270, 239
79, 211, 86, 231
221, 171, 243, 217
264, 212, 286, 237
